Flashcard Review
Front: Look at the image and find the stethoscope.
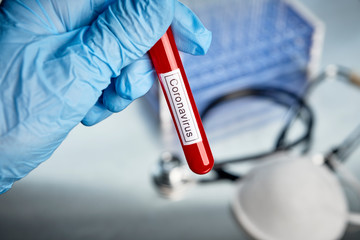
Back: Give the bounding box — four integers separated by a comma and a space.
151, 64, 360, 239
151, 64, 360, 198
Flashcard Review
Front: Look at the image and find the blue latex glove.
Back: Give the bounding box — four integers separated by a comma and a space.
0, 0, 211, 194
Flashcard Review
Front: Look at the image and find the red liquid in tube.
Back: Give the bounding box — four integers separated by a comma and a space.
148, 28, 214, 174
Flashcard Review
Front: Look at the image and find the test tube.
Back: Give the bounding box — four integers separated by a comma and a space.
148, 28, 214, 174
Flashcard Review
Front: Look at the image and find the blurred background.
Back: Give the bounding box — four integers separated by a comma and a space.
1, 0, 360, 239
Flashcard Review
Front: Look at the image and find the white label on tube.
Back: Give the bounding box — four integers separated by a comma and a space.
161, 69, 202, 145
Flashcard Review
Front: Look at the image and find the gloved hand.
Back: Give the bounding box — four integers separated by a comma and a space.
0, 0, 211, 194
